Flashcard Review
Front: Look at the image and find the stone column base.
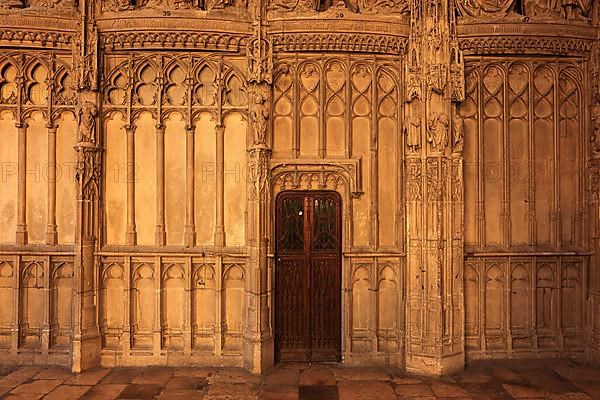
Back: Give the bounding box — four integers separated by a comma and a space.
71, 334, 102, 373
405, 352, 465, 376
244, 335, 274, 374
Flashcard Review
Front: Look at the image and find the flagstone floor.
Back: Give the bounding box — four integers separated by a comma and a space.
0, 359, 599, 399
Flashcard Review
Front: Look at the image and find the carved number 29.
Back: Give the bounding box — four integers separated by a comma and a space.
163, 10, 171, 16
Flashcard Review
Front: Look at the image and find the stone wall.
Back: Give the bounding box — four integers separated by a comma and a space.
0, 0, 597, 375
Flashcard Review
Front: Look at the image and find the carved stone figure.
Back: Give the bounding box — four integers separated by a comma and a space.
268, 0, 319, 11
102, 0, 133, 11
523, 0, 591, 18
0, 0, 22, 8
452, 106, 464, 153
358, 0, 408, 14
207, 0, 233, 9
405, 113, 421, 153
251, 93, 269, 146
29, 0, 74, 8
78, 102, 98, 144
427, 112, 449, 152
561, 0, 591, 20
592, 105, 600, 155
456, 0, 517, 17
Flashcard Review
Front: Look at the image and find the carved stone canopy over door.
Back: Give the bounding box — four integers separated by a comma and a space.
275, 191, 342, 362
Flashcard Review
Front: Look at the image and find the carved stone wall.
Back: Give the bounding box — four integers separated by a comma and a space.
0, 0, 598, 375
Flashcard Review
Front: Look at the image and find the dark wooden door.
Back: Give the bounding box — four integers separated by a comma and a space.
275, 191, 341, 362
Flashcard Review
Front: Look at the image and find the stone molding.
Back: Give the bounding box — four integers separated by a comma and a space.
101, 31, 249, 51
0, 28, 74, 48
271, 32, 406, 54
271, 158, 363, 198
457, 22, 596, 55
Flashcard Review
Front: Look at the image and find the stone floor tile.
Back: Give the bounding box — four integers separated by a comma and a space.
65, 369, 111, 386
501, 383, 544, 398
458, 383, 513, 400
553, 365, 600, 383
165, 376, 209, 390
117, 383, 164, 399
261, 384, 298, 394
430, 382, 471, 398
3, 394, 45, 400
548, 394, 594, 400
454, 371, 492, 383
393, 384, 434, 397
206, 382, 259, 396
100, 369, 140, 384
0, 365, 19, 377
333, 368, 392, 382
392, 376, 423, 385
298, 367, 336, 386
491, 368, 526, 384
259, 392, 299, 400
173, 367, 215, 378
0, 367, 44, 387
1, 384, 15, 396
33, 367, 73, 381
298, 385, 338, 400
157, 389, 206, 399
570, 381, 600, 399
337, 380, 395, 400
79, 384, 127, 400
42, 384, 92, 400
130, 367, 173, 385
523, 371, 580, 395
212, 369, 262, 385
263, 368, 300, 386
10, 380, 63, 395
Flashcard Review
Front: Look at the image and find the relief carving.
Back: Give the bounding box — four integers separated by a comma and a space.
456, 0, 517, 18
405, 111, 422, 153
269, 0, 318, 12
78, 101, 97, 144
523, 0, 591, 20
28, 0, 76, 9
250, 92, 268, 146
269, 0, 407, 13
102, 0, 237, 12
427, 112, 449, 152
452, 105, 463, 154
0, 0, 23, 9
592, 104, 600, 156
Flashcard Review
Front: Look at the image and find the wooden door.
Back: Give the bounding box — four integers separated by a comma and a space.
275, 191, 342, 362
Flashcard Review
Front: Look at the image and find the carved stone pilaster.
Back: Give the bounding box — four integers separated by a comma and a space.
588, 36, 600, 362
243, 10, 274, 372
404, 0, 465, 376
71, 0, 102, 373
72, 97, 102, 373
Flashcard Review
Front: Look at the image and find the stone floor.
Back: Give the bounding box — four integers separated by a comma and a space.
0, 359, 599, 400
